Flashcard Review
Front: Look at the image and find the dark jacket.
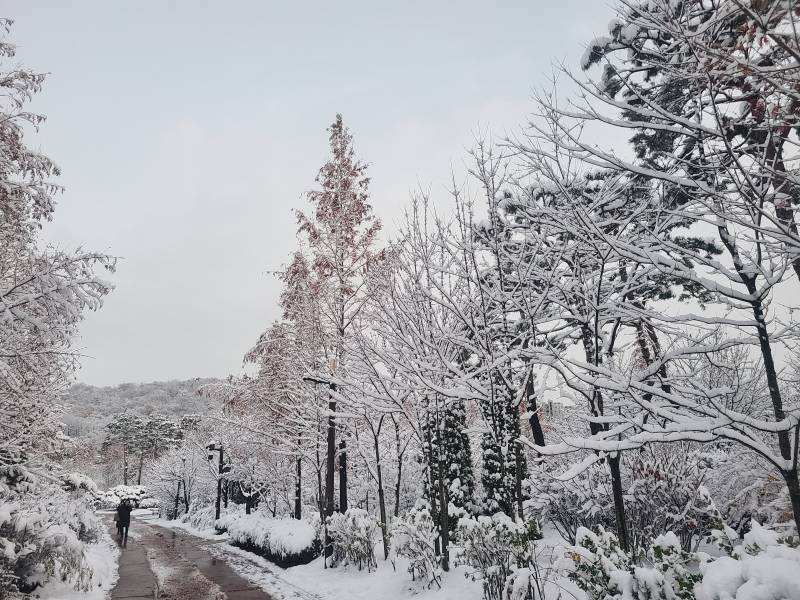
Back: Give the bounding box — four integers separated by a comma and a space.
117, 504, 133, 527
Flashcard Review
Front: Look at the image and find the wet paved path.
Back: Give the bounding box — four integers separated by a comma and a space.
108, 516, 272, 600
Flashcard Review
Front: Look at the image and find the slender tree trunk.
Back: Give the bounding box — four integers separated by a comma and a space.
436, 451, 450, 572
339, 437, 348, 513
373, 425, 389, 559
515, 444, 524, 520
324, 383, 337, 558
392, 416, 404, 517
183, 481, 190, 511
214, 447, 224, 521
524, 370, 546, 447
581, 323, 629, 551
173, 481, 181, 520
295, 455, 303, 520
137, 452, 144, 485
123, 447, 128, 486
608, 454, 630, 552
751, 295, 800, 532
784, 468, 800, 534
424, 419, 440, 556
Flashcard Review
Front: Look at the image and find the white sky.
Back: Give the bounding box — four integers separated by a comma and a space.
6, 1, 616, 385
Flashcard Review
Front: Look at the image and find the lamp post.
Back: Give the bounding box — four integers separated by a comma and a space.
207, 443, 224, 520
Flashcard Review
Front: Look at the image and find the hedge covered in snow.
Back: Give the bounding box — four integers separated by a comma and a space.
216, 511, 321, 567
95, 484, 157, 509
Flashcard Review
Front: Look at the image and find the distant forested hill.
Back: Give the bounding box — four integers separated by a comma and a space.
62, 378, 221, 442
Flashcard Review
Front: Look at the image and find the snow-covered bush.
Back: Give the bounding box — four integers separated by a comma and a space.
625, 448, 711, 555
327, 508, 378, 572
526, 461, 617, 545
703, 447, 794, 534
693, 515, 800, 600
96, 484, 156, 509
557, 526, 700, 600
456, 513, 540, 600
179, 504, 241, 532
0, 449, 103, 595
222, 511, 321, 567
530, 448, 710, 557
392, 500, 441, 588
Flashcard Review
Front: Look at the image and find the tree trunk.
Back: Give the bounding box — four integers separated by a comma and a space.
524, 370, 546, 447
173, 481, 181, 520
123, 447, 128, 486
215, 446, 224, 521
515, 444, 525, 520
581, 323, 629, 551
393, 416, 404, 517
324, 383, 337, 558
608, 453, 630, 552
295, 455, 302, 520
137, 452, 144, 485
339, 437, 348, 513
424, 421, 440, 556
783, 468, 800, 535
374, 426, 389, 559
437, 453, 450, 572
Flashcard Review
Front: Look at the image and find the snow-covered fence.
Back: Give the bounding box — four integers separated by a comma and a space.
218, 511, 321, 567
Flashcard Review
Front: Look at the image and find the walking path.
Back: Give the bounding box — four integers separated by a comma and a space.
108, 516, 272, 600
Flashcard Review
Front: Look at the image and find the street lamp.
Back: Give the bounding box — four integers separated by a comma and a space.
207, 442, 226, 520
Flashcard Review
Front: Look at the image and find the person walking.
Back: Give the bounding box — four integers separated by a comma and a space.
116, 498, 133, 546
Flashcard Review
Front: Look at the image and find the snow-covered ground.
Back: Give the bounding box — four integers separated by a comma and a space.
36, 530, 120, 600
151, 515, 586, 600
209, 542, 482, 600
152, 515, 482, 600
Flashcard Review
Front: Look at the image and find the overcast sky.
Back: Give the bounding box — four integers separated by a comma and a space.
6, 1, 615, 386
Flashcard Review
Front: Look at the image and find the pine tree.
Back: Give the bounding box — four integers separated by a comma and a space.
441, 398, 475, 515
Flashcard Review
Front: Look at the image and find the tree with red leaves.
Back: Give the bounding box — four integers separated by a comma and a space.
296, 114, 383, 557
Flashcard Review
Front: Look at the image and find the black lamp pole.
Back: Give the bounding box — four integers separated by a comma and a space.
208, 443, 224, 521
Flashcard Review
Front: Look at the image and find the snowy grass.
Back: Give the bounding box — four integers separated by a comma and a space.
36, 530, 120, 600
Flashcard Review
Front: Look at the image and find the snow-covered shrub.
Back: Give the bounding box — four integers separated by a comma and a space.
625, 448, 711, 555
526, 461, 617, 545
62, 472, 99, 496
456, 513, 540, 600
557, 526, 700, 600
212, 505, 247, 533
703, 447, 794, 534
223, 511, 321, 567
696, 521, 800, 600
180, 504, 240, 532
392, 500, 441, 588
327, 508, 378, 571
0, 449, 103, 595
96, 484, 155, 509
